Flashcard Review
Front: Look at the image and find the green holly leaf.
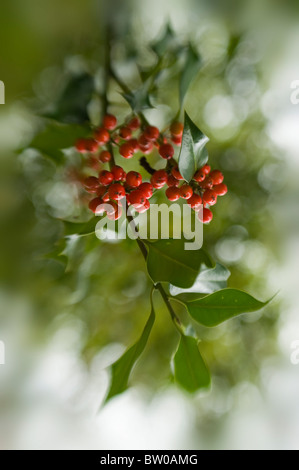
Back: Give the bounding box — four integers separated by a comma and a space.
170, 263, 231, 296
28, 121, 90, 164
63, 217, 100, 238
186, 289, 271, 327
145, 239, 214, 289
151, 23, 176, 57
105, 295, 155, 403
44, 73, 94, 124
122, 79, 154, 112
180, 44, 202, 105
178, 112, 209, 182
173, 334, 210, 393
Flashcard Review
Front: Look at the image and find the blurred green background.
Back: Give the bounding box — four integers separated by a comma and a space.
0, 0, 299, 450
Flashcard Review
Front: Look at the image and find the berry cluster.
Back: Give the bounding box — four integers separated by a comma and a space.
151, 164, 227, 223
84, 167, 152, 220
75, 114, 227, 223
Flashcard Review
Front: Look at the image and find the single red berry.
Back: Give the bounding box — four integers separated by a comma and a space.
96, 186, 106, 197
180, 184, 193, 200
203, 189, 218, 206
214, 183, 228, 196
119, 126, 132, 140
171, 135, 182, 146
94, 127, 110, 144
202, 165, 211, 175
119, 142, 135, 159
128, 189, 146, 207
170, 122, 184, 137
111, 165, 126, 182
135, 199, 150, 213
200, 177, 213, 189
107, 206, 122, 220
108, 183, 126, 201
103, 114, 117, 130
159, 143, 174, 160
188, 194, 202, 210
209, 170, 224, 185
199, 208, 213, 224
167, 175, 180, 187
105, 201, 118, 215
138, 135, 154, 154
85, 139, 99, 153
102, 192, 110, 202
144, 126, 160, 141
99, 170, 114, 186
166, 187, 181, 201
106, 202, 122, 220
89, 197, 105, 215
128, 138, 139, 152
126, 171, 142, 188
171, 167, 184, 180
151, 170, 168, 189
75, 138, 89, 153
193, 170, 206, 183
138, 182, 153, 199
87, 156, 101, 170
99, 150, 111, 163
128, 116, 141, 130
83, 176, 99, 193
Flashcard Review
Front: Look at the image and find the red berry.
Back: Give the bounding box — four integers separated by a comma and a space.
96, 186, 107, 197
102, 192, 110, 202
166, 187, 181, 201
105, 201, 118, 215
144, 126, 160, 141
119, 142, 135, 159
214, 183, 228, 196
171, 167, 184, 180
188, 194, 202, 210
159, 143, 174, 160
135, 199, 150, 213
75, 138, 88, 153
180, 184, 193, 200
87, 156, 101, 170
138, 135, 154, 154
128, 189, 146, 207
202, 165, 211, 175
99, 150, 111, 163
85, 139, 99, 153
89, 197, 105, 215
170, 122, 184, 137
119, 126, 132, 140
126, 171, 142, 188
128, 116, 141, 130
94, 127, 110, 144
167, 175, 180, 187
138, 182, 153, 199
199, 208, 213, 224
200, 177, 213, 189
108, 183, 126, 201
128, 138, 139, 152
203, 189, 218, 206
193, 170, 206, 183
99, 170, 114, 186
83, 176, 99, 193
107, 207, 122, 220
111, 165, 126, 182
103, 114, 117, 130
209, 170, 224, 185
151, 170, 168, 189
171, 135, 182, 146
